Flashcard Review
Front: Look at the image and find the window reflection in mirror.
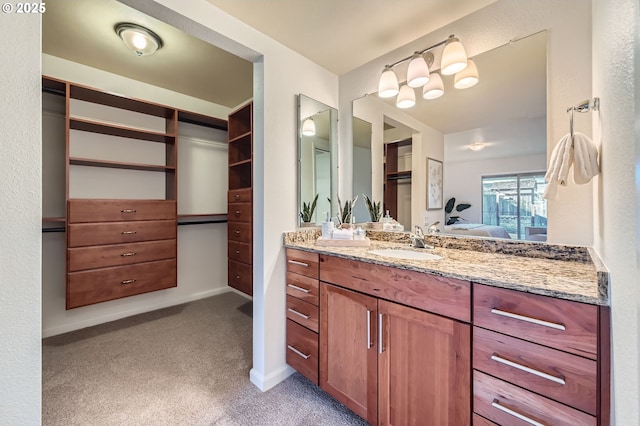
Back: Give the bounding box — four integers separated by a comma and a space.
298, 94, 338, 226
351, 30, 547, 240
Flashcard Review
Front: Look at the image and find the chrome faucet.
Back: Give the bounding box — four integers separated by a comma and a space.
427, 221, 440, 234
411, 226, 434, 249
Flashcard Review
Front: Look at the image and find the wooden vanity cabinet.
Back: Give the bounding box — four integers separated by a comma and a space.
318, 254, 471, 426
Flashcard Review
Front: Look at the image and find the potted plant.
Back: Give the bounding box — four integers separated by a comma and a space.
363, 194, 383, 229
444, 197, 471, 225
331, 194, 358, 228
300, 194, 318, 226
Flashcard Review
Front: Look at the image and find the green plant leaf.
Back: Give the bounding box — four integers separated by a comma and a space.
444, 197, 456, 214
456, 203, 471, 212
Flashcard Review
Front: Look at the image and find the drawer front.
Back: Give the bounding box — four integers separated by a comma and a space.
228, 240, 252, 264
68, 220, 176, 247
228, 203, 252, 223
474, 371, 596, 426
67, 259, 177, 309
286, 295, 319, 332
474, 284, 598, 359
68, 199, 176, 223
228, 221, 252, 244
228, 188, 252, 203
228, 259, 252, 296
286, 272, 319, 306
473, 327, 597, 415
472, 414, 498, 426
68, 239, 176, 272
319, 254, 470, 322
286, 249, 319, 279
286, 319, 319, 385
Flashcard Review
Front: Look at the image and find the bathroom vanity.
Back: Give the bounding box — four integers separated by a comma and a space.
283, 231, 609, 426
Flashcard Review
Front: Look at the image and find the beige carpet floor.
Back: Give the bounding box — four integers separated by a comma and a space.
42, 292, 367, 426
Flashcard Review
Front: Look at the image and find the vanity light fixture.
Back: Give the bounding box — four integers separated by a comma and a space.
302, 118, 316, 136
469, 142, 486, 151
377, 34, 477, 109
115, 23, 163, 56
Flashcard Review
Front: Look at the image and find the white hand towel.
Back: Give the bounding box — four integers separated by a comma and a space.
544, 133, 573, 199
331, 229, 353, 240
572, 132, 600, 184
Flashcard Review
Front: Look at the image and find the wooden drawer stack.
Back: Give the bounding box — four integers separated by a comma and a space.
285, 248, 320, 384
472, 283, 608, 425
228, 188, 252, 295
66, 199, 177, 309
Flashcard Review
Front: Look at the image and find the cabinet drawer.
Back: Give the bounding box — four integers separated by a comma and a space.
286, 249, 319, 279
228, 188, 252, 203
286, 295, 319, 332
319, 254, 470, 322
228, 203, 252, 223
286, 319, 319, 385
473, 327, 597, 415
68, 239, 176, 272
286, 272, 319, 306
68, 220, 176, 247
474, 371, 596, 426
474, 284, 598, 359
67, 259, 176, 309
228, 259, 252, 296
472, 414, 497, 426
68, 199, 176, 223
228, 221, 252, 244
228, 240, 252, 264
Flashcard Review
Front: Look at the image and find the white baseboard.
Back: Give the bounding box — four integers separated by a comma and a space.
42, 287, 232, 338
250, 364, 295, 392
228, 287, 253, 301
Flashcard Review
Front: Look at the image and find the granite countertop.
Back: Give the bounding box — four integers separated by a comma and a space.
283, 230, 609, 306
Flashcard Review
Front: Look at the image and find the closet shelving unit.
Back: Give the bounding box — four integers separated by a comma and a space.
383, 138, 412, 220
41, 75, 230, 308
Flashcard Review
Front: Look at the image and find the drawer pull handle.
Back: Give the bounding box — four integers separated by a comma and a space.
378, 313, 384, 354
235, 210, 241, 215
287, 308, 310, 320
491, 400, 546, 426
121, 209, 137, 213
490, 354, 566, 385
120, 252, 137, 257
235, 250, 240, 254
121, 231, 137, 235
234, 194, 240, 199
235, 275, 240, 280
490, 308, 566, 331
287, 260, 309, 267
287, 284, 310, 294
366, 310, 372, 349
121, 279, 136, 285
235, 230, 240, 235
287, 345, 311, 360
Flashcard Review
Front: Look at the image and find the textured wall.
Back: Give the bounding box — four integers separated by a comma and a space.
0, 11, 42, 425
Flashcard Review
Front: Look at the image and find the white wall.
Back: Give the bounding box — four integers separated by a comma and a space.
592, 0, 640, 424
0, 11, 42, 425
444, 154, 547, 224
122, 0, 339, 391
339, 0, 593, 246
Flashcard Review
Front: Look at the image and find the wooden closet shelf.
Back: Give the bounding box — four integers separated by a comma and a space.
229, 131, 252, 144
229, 158, 252, 168
70, 157, 176, 173
70, 118, 176, 144
69, 84, 175, 118
178, 110, 228, 131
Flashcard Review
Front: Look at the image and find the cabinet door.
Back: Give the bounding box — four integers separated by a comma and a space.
320, 283, 378, 425
378, 300, 471, 426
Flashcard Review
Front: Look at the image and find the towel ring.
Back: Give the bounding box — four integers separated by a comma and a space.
569, 108, 575, 139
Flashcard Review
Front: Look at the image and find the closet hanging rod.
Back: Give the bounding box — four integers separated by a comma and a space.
567, 97, 600, 114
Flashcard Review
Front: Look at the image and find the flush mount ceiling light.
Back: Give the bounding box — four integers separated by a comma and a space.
469, 142, 486, 151
377, 34, 477, 109
302, 118, 316, 136
115, 23, 163, 56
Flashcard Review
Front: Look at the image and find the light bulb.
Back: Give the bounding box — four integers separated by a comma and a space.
378, 66, 399, 98
454, 59, 479, 89
406, 53, 430, 88
422, 73, 444, 100
441, 35, 468, 75
396, 85, 415, 109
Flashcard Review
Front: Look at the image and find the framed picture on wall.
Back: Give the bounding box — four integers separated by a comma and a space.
426, 158, 443, 210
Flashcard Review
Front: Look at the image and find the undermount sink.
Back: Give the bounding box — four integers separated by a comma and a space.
368, 249, 443, 261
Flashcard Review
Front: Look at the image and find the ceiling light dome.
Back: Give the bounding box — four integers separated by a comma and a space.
441, 35, 468, 75
396, 85, 415, 109
406, 53, 430, 88
302, 118, 316, 136
378, 66, 399, 98
116, 23, 163, 56
422, 72, 444, 100
454, 59, 479, 89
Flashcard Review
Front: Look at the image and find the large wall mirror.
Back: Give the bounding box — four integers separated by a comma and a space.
353, 30, 548, 241
298, 94, 338, 226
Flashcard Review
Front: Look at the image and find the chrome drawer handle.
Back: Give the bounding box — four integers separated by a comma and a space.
287, 260, 309, 267
491, 400, 546, 426
490, 354, 566, 385
287, 345, 311, 360
287, 308, 310, 320
235, 275, 240, 280
287, 284, 310, 294
120, 252, 136, 257
121, 279, 136, 285
121, 209, 137, 213
378, 313, 384, 354
366, 310, 372, 349
235, 230, 240, 235
121, 231, 137, 235
234, 210, 241, 215
234, 194, 240, 199
490, 308, 566, 331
